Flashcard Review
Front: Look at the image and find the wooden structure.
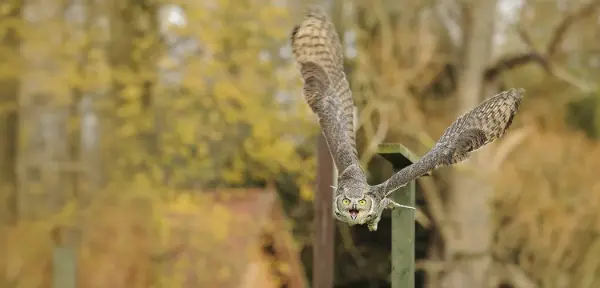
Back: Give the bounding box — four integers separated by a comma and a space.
52, 226, 78, 288
313, 135, 335, 288
377, 143, 429, 288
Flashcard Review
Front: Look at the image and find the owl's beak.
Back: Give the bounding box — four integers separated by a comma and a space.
349, 204, 358, 220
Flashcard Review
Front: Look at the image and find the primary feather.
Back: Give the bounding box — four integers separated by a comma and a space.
377, 88, 525, 195
291, 5, 358, 174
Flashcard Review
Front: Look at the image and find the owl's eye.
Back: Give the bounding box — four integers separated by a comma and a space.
342, 199, 351, 205
358, 199, 367, 206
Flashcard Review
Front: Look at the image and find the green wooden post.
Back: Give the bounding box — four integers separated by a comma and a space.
53, 247, 77, 288
52, 225, 78, 288
377, 143, 430, 288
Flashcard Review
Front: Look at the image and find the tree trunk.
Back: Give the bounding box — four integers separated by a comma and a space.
105, 0, 161, 181
0, 1, 23, 285
442, 0, 498, 287
0, 0, 23, 225
18, 0, 71, 219
78, 0, 108, 200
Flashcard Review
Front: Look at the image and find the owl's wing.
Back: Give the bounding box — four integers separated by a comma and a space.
377, 88, 525, 195
291, 6, 359, 174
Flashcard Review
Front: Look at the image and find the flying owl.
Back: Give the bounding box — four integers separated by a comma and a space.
290, 5, 525, 231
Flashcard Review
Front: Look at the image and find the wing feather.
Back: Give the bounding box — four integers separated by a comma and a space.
379, 88, 525, 194
291, 5, 359, 173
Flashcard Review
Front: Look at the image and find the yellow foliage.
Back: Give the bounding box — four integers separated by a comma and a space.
1, 0, 311, 286
299, 184, 315, 202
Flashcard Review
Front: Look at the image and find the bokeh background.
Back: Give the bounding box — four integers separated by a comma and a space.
1, 0, 600, 287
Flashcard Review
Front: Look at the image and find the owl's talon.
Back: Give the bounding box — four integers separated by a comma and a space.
367, 223, 378, 231
385, 198, 415, 210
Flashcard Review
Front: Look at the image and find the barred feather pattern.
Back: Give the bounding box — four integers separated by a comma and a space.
290, 5, 358, 174
377, 88, 525, 194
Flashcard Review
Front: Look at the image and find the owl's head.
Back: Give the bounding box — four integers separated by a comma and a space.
332, 182, 378, 226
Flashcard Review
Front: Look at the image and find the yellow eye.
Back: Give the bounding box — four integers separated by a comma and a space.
358, 199, 367, 206
342, 199, 351, 205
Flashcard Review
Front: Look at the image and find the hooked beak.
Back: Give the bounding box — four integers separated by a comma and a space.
349, 204, 358, 220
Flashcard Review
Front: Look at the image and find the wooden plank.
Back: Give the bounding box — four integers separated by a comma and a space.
312, 2, 343, 287
377, 142, 426, 288
377, 143, 431, 176
313, 134, 335, 288
390, 181, 415, 288
52, 226, 78, 288
53, 247, 77, 288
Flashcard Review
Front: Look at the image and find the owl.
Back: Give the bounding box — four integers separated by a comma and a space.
290, 5, 525, 231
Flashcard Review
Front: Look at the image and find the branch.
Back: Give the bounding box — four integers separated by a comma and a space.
490, 126, 532, 171
416, 259, 451, 274
494, 261, 539, 288
484, 0, 600, 84
149, 243, 185, 263
546, 63, 595, 92
338, 223, 367, 268
359, 103, 389, 167
484, 25, 549, 81
517, 24, 597, 92
484, 52, 548, 82
415, 207, 432, 229
418, 176, 455, 243
547, 0, 600, 57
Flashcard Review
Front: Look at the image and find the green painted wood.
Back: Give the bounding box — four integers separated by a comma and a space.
390, 181, 415, 288
377, 142, 427, 288
377, 143, 431, 176
52, 226, 78, 288
53, 246, 77, 288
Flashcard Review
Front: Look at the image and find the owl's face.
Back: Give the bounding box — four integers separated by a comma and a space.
333, 187, 377, 226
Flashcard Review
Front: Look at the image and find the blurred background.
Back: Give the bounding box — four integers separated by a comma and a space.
1, 0, 600, 287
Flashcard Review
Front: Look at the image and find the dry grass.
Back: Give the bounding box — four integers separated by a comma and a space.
494, 128, 600, 287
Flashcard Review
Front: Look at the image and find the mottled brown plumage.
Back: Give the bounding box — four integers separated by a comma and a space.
290, 5, 525, 231
376, 88, 524, 197
291, 6, 358, 167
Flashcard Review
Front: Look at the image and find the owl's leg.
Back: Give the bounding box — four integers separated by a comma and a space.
367, 221, 379, 231
384, 197, 415, 210
367, 198, 414, 231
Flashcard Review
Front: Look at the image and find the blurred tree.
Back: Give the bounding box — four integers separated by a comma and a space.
18, 0, 73, 219
0, 0, 22, 224
104, 0, 162, 182
150, 0, 316, 191
1, 0, 319, 285
444, 0, 498, 287
0, 2, 23, 286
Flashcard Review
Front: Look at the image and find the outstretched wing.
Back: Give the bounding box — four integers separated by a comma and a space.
378, 88, 525, 194
291, 5, 359, 174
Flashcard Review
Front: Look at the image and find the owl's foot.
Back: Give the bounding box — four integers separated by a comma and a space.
367, 222, 378, 231
384, 197, 415, 210
365, 198, 415, 232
